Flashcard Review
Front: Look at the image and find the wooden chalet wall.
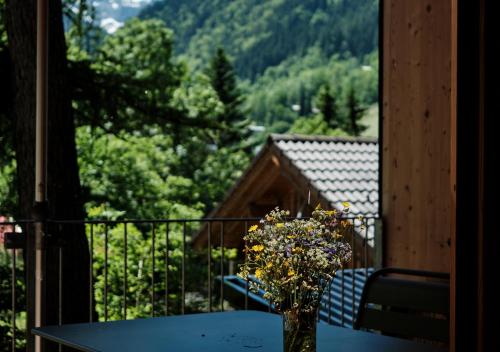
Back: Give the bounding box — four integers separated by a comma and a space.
382, 0, 454, 272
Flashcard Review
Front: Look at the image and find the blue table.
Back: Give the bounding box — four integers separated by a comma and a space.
32, 311, 446, 351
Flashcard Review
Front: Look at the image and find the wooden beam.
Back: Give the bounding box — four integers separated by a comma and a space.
450, 0, 457, 349
35, 1, 49, 351
192, 149, 282, 248
382, 0, 453, 272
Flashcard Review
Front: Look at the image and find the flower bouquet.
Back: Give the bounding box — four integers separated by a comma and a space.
238, 205, 353, 352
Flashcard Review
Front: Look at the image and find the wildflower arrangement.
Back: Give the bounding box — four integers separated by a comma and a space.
238, 204, 353, 314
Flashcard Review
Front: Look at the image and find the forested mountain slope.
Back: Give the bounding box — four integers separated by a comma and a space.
140, 0, 378, 80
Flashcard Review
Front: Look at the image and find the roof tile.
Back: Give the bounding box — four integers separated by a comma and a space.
273, 135, 379, 216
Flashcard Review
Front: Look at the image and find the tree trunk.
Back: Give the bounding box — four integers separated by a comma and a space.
5, 0, 91, 349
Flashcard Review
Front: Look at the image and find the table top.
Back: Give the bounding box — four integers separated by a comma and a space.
32, 311, 446, 352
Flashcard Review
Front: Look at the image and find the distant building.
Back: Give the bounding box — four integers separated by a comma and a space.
0, 216, 13, 245
192, 134, 379, 251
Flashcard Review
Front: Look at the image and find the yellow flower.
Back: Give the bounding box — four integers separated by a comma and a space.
276, 223, 285, 228
326, 210, 337, 216
255, 268, 264, 279
255, 254, 261, 260
288, 269, 295, 277
248, 225, 258, 232
340, 219, 350, 226
342, 201, 350, 208
251, 244, 264, 252
287, 235, 296, 239
266, 262, 273, 269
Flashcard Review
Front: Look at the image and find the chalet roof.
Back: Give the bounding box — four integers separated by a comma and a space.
193, 134, 379, 248
269, 134, 379, 217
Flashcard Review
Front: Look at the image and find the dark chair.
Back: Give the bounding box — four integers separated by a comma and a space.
353, 267, 450, 343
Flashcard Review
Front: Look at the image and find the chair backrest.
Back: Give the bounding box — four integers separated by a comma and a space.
353, 267, 450, 343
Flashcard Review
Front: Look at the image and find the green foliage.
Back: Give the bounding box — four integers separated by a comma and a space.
0, 158, 16, 216
208, 48, 242, 114
288, 82, 369, 137
317, 84, 339, 129
140, 0, 378, 80
77, 126, 205, 220
170, 73, 224, 124
139, 0, 379, 136
359, 103, 379, 137
0, 0, 379, 328
69, 15, 252, 219
289, 115, 345, 136
98, 18, 180, 86
87, 206, 240, 319
0, 250, 26, 352
193, 147, 250, 212
0, 0, 6, 46
211, 247, 238, 261
207, 48, 249, 147
343, 85, 367, 136
69, 18, 191, 133
0, 1, 13, 201
247, 49, 378, 131
63, 0, 103, 55
87, 207, 203, 319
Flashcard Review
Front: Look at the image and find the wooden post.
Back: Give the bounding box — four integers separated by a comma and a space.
382, 0, 454, 272
34, 0, 48, 351
449, 0, 457, 349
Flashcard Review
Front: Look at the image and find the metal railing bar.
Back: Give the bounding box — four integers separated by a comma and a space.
123, 223, 128, 320
341, 263, 345, 326
220, 222, 224, 312
364, 219, 368, 281
46, 218, 261, 225
207, 222, 212, 313
11, 248, 16, 352
151, 223, 155, 317
181, 221, 186, 315
45, 216, 380, 225
165, 223, 169, 315
59, 247, 62, 326
89, 224, 93, 323
3, 216, 374, 225
104, 223, 108, 322
1, 216, 379, 338
351, 225, 355, 322
59, 247, 63, 352
244, 221, 248, 311
328, 281, 332, 324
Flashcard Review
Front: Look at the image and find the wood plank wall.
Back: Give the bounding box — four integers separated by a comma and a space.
382, 0, 454, 272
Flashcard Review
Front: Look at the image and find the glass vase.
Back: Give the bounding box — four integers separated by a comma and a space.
282, 309, 317, 352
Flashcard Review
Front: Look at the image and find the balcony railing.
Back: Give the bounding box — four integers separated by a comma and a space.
0, 216, 380, 352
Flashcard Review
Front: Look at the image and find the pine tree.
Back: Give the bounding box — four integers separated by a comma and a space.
298, 82, 312, 117
344, 85, 366, 136
317, 84, 339, 129
208, 47, 248, 147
